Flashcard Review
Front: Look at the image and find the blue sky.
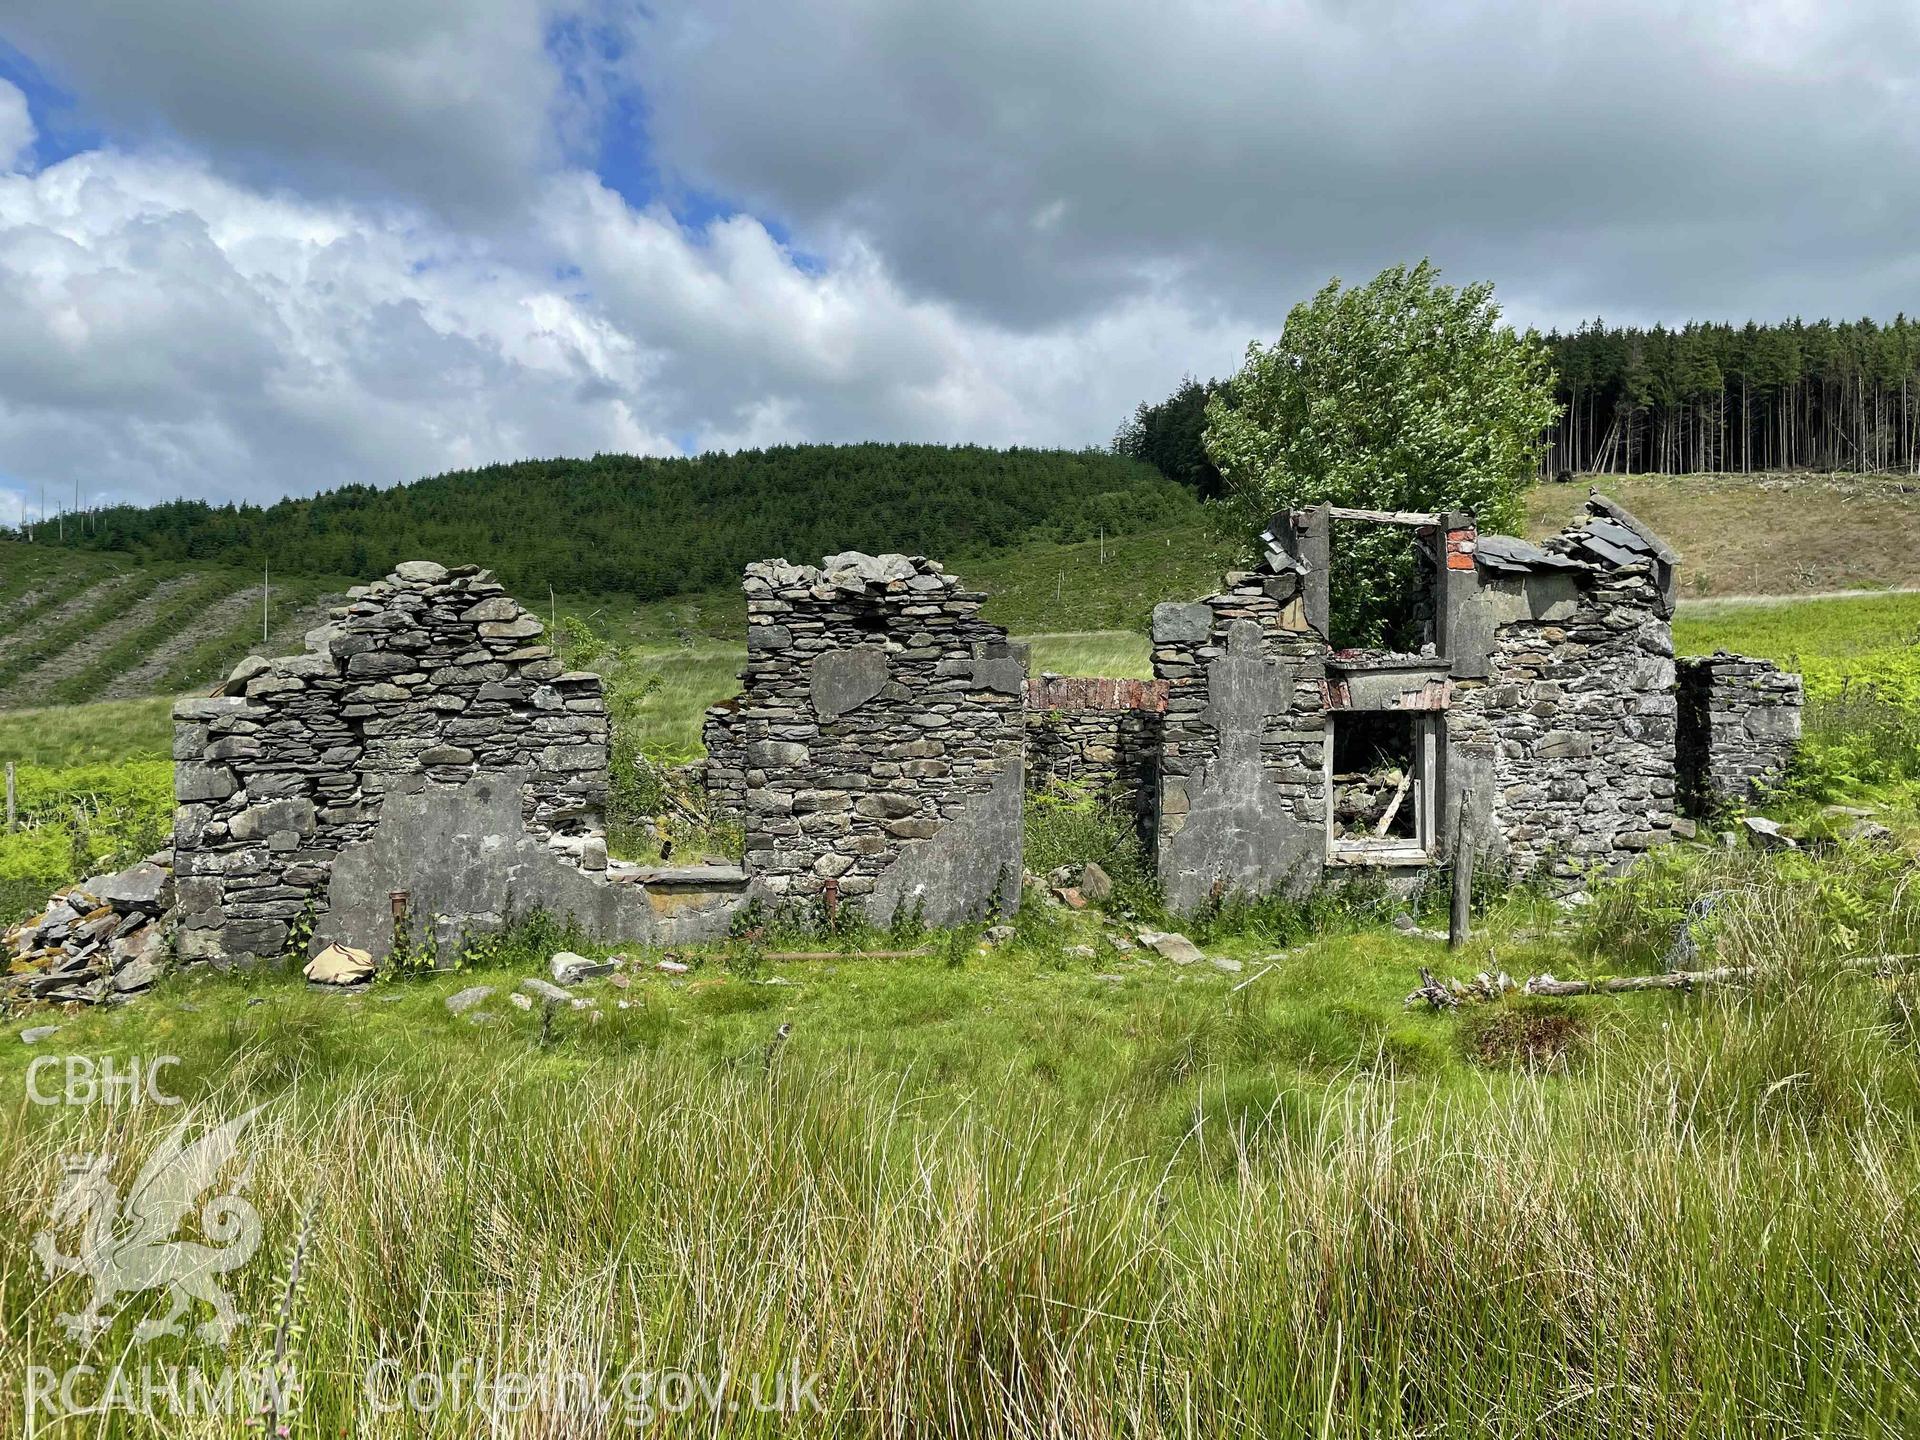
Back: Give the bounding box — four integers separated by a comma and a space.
0, 0, 1916, 516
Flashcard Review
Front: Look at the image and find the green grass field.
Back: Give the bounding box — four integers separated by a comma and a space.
3, 837, 1917, 1435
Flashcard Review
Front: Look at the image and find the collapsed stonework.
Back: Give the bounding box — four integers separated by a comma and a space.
730, 552, 1026, 926
4, 860, 172, 1004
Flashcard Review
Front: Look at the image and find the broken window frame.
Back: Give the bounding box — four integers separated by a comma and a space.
1322, 710, 1440, 867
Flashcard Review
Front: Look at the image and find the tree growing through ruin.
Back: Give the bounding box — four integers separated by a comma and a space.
1202, 261, 1561, 644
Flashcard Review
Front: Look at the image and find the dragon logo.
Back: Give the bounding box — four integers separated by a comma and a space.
33, 1106, 264, 1344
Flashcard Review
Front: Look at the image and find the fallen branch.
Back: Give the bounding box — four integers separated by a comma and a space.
1229, 963, 1277, 994
1840, 951, 1920, 975
1406, 966, 1463, 1009
663, 788, 712, 828
1404, 952, 1920, 1009
1523, 966, 1752, 997
1372, 769, 1412, 838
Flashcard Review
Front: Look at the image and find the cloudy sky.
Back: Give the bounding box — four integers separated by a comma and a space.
1, 1, 1916, 517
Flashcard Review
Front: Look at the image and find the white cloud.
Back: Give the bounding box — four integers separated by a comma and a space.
628, 0, 1920, 330
0, 80, 33, 173
0, 144, 1249, 514
8, 0, 1918, 520
0, 149, 663, 509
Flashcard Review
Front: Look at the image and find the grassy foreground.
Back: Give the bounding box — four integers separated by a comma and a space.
3, 839, 1919, 1435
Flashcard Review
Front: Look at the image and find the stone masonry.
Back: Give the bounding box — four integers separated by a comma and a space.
700, 697, 747, 825
1447, 549, 1680, 880
1676, 653, 1804, 811
733, 552, 1026, 926
150, 504, 1800, 975
171, 561, 610, 965
1140, 496, 1716, 906
1024, 675, 1166, 844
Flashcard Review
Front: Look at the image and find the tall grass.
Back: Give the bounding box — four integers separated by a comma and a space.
3, 1005, 1915, 1437
0, 696, 175, 765
5, 842, 1919, 1434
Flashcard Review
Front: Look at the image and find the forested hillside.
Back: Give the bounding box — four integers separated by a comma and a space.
5, 445, 1196, 600
1542, 319, 1920, 476
0, 542, 351, 712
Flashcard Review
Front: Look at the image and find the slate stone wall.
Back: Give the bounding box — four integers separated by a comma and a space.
170, 561, 606, 965
1025, 675, 1166, 846
1676, 653, 1804, 811
321, 770, 744, 958
1447, 563, 1680, 880
701, 697, 747, 824
1152, 570, 1331, 911
734, 553, 1025, 925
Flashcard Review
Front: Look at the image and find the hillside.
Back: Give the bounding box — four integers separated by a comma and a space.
1526, 471, 1920, 597
11, 444, 1199, 600
3, 466, 1917, 715
0, 542, 353, 712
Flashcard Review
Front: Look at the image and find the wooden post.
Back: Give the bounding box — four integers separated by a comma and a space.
4, 761, 14, 834
1449, 787, 1474, 950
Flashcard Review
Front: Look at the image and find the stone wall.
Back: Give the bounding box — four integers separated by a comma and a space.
1024, 675, 1165, 843
1677, 653, 1804, 811
171, 561, 608, 965
734, 552, 1025, 925
701, 697, 747, 824
1448, 562, 1680, 880
1151, 570, 1331, 912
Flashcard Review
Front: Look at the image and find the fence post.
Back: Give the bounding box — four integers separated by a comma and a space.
4, 761, 14, 833
1449, 786, 1474, 950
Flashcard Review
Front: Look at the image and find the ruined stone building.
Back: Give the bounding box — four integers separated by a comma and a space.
710, 495, 1800, 916
139, 493, 1802, 975
3, 490, 1809, 997
171, 561, 744, 968
1144, 498, 1690, 907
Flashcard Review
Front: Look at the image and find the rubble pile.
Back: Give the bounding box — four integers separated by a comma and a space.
4, 857, 174, 1005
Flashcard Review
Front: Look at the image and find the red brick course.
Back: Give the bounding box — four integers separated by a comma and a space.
1025, 675, 1169, 713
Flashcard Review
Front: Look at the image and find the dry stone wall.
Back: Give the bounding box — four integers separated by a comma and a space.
1024, 676, 1165, 842
1448, 562, 1680, 879
171, 561, 607, 965
734, 553, 1025, 926
701, 698, 747, 825
1676, 653, 1804, 811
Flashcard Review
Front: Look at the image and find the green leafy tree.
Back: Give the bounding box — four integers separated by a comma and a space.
1203, 261, 1560, 645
